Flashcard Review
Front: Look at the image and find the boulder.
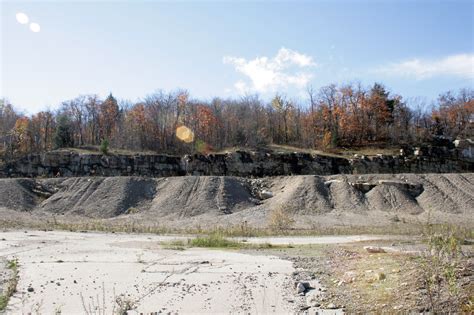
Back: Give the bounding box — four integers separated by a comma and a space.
296, 282, 306, 294
259, 190, 274, 200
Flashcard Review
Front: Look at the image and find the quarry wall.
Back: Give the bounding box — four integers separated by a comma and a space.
0, 146, 472, 178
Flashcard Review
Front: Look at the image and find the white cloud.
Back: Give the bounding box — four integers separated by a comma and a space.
377, 54, 474, 79
223, 47, 316, 93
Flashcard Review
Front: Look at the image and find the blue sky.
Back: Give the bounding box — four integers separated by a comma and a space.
1, 0, 473, 114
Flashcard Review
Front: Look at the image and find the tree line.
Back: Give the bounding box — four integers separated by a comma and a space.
0, 83, 472, 159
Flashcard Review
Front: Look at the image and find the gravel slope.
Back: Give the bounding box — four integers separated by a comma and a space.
0, 174, 472, 226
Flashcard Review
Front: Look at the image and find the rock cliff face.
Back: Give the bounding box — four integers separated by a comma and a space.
0, 149, 472, 178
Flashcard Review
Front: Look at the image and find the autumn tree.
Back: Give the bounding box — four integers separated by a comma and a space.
1, 85, 472, 159
433, 89, 474, 139
0, 100, 20, 158
29, 111, 54, 152
100, 93, 120, 142
12, 117, 31, 155
271, 94, 293, 144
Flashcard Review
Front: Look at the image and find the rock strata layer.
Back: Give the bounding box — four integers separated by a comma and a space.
0, 150, 472, 178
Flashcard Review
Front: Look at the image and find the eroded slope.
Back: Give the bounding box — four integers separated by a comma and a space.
0, 174, 472, 224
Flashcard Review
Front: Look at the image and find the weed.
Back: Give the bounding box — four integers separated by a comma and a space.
0, 258, 19, 311
114, 294, 137, 315
1, 215, 472, 238
267, 204, 295, 233
80, 284, 138, 315
189, 233, 241, 248
7, 259, 17, 270
421, 224, 464, 312
160, 236, 277, 250
161, 239, 187, 250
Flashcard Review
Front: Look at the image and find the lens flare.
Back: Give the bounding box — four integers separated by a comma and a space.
16, 12, 29, 24
30, 22, 41, 33
176, 126, 194, 143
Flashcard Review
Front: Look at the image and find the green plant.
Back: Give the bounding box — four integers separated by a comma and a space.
161, 239, 187, 250
100, 139, 109, 155
54, 114, 74, 149
189, 233, 241, 248
7, 259, 17, 270
0, 259, 19, 311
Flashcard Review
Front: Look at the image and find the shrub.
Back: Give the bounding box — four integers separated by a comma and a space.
100, 139, 109, 155
421, 225, 463, 312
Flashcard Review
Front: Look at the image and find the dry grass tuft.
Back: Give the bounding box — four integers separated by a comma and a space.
267, 204, 295, 233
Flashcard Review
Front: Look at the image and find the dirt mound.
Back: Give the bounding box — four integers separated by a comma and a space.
366, 183, 423, 214
0, 178, 42, 211
416, 174, 474, 215
39, 177, 156, 218
265, 176, 333, 214
147, 176, 255, 218
253, 173, 473, 217
327, 179, 368, 213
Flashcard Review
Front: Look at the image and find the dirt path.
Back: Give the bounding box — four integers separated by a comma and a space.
0, 230, 298, 314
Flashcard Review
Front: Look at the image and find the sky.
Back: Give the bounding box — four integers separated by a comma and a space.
1, 0, 473, 114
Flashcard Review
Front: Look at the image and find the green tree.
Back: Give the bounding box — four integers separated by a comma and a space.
54, 114, 73, 148
100, 138, 109, 155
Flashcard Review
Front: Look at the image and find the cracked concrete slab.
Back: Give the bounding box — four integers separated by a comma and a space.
0, 230, 295, 314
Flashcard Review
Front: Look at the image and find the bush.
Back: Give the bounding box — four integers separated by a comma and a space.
421, 225, 463, 312
189, 233, 240, 248
267, 204, 295, 232
100, 139, 109, 155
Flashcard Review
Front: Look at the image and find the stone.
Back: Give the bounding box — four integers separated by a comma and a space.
259, 190, 274, 199
364, 246, 386, 253
27, 287, 34, 292
296, 282, 306, 294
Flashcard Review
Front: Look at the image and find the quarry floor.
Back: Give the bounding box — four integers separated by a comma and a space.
0, 230, 412, 314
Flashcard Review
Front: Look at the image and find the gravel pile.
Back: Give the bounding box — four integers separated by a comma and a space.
0, 174, 472, 223
39, 177, 156, 218
146, 176, 255, 218
0, 179, 39, 211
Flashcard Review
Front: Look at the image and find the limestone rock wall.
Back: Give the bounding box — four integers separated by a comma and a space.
0, 149, 472, 178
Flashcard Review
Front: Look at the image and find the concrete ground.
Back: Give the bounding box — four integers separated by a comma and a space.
0, 231, 395, 314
